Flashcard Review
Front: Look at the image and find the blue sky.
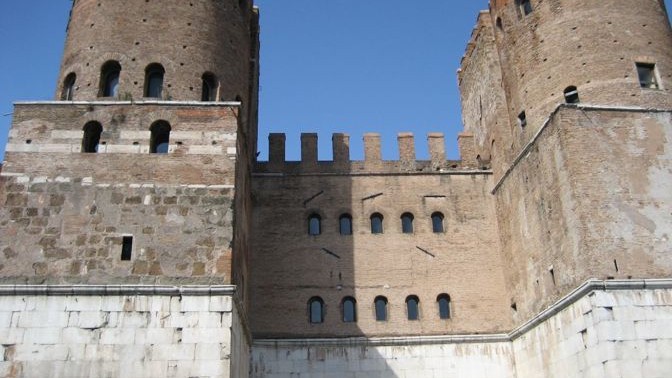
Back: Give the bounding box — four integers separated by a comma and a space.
1, 1, 671, 161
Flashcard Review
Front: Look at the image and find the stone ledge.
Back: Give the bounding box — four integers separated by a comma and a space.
0, 285, 236, 297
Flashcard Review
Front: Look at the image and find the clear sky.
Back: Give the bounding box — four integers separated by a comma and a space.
1, 1, 671, 161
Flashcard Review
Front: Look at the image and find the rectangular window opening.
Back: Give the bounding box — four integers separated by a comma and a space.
518, 111, 527, 128
636, 62, 659, 89
121, 236, 133, 261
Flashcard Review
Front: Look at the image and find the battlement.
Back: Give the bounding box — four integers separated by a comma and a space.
254, 132, 485, 175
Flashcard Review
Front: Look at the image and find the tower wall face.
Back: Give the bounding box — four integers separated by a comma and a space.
57, 0, 254, 102
490, 0, 672, 151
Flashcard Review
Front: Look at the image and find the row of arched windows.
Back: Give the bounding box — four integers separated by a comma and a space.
61, 61, 219, 101
308, 212, 445, 236
81, 120, 171, 154
308, 294, 452, 324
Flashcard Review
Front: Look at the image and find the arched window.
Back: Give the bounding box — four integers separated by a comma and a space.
150, 120, 171, 154
437, 294, 451, 320
61, 73, 76, 101
100, 61, 121, 98
308, 214, 321, 235
401, 213, 414, 234
308, 297, 324, 324
201, 72, 218, 101
370, 213, 384, 234
339, 214, 353, 235
82, 121, 103, 153
431, 212, 444, 233
374, 296, 388, 321
342, 297, 357, 323
144, 63, 165, 98
496, 17, 503, 31
406, 295, 420, 321
564, 86, 580, 104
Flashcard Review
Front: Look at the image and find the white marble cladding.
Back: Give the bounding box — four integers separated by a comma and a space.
0, 290, 240, 378
251, 284, 672, 378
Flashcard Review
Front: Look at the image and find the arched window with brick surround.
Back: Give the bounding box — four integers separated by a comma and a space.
308, 297, 324, 324
144, 63, 165, 98
99, 61, 121, 98
82, 121, 103, 153
61, 73, 76, 101
150, 120, 171, 154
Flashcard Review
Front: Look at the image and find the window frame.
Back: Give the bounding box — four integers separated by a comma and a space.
150, 120, 171, 154
342, 297, 357, 323
431, 212, 445, 233
201, 72, 218, 101
144, 63, 165, 98
62, 73, 77, 101
374, 296, 388, 322
636, 62, 660, 89
339, 214, 353, 236
308, 297, 325, 324
406, 295, 420, 321
308, 213, 322, 236
563, 86, 580, 104
82, 121, 103, 153
437, 294, 452, 320
99, 61, 121, 98
370, 213, 384, 234
401, 212, 414, 234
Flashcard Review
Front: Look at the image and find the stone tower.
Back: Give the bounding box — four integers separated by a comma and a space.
0, 0, 259, 376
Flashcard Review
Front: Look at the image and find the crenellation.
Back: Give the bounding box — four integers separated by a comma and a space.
300, 133, 318, 167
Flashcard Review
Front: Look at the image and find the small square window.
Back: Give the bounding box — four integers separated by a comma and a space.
636, 63, 659, 89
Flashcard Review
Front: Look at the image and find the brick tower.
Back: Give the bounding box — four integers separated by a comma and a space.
0, 0, 259, 376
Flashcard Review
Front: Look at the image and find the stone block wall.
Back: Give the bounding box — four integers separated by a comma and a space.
0, 287, 244, 378
513, 286, 672, 378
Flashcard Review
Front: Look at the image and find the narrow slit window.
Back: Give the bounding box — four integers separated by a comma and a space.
564, 86, 580, 104
636, 63, 659, 89
201, 72, 218, 101
370, 213, 384, 234
401, 213, 414, 234
406, 295, 420, 321
100, 60, 121, 98
308, 297, 324, 324
144, 63, 165, 98
437, 294, 451, 320
431, 212, 444, 233
375, 296, 388, 321
62, 73, 76, 101
342, 297, 357, 323
308, 214, 321, 235
339, 214, 353, 235
518, 111, 527, 128
150, 120, 171, 154
121, 236, 133, 261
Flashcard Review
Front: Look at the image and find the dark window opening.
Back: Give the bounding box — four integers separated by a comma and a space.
339, 214, 353, 235
406, 295, 420, 321
144, 63, 165, 98
518, 111, 527, 128
636, 63, 659, 89
308, 297, 324, 324
496, 17, 503, 30
431, 212, 444, 233
100, 61, 121, 98
82, 121, 103, 153
375, 296, 388, 321
401, 213, 414, 234
564, 86, 580, 104
150, 120, 171, 154
62, 73, 76, 101
437, 294, 451, 319
518, 0, 533, 16
370, 213, 384, 234
121, 236, 133, 261
308, 214, 321, 236
201, 72, 218, 101
342, 297, 357, 323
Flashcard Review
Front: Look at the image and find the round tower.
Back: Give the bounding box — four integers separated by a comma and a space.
489, 0, 672, 136
55, 0, 255, 102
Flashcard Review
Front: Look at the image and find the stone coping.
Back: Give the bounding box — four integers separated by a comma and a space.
253, 278, 672, 347
0, 284, 236, 296
14, 100, 241, 107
